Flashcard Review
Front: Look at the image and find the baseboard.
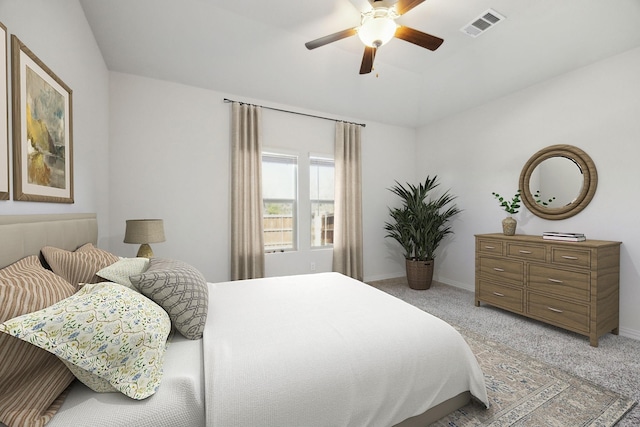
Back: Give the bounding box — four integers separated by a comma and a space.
366, 274, 476, 292
619, 326, 640, 341
364, 271, 405, 283
435, 277, 475, 292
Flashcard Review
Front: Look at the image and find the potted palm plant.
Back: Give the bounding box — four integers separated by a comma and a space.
385, 176, 461, 290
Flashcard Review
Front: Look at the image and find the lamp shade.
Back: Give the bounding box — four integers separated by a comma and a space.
124, 219, 166, 244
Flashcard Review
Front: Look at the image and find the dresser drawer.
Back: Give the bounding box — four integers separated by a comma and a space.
506, 243, 546, 261
479, 257, 523, 284
478, 280, 524, 313
477, 238, 503, 255
551, 247, 591, 269
528, 265, 590, 301
527, 292, 589, 333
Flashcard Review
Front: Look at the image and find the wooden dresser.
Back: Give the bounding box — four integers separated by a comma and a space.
475, 233, 621, 346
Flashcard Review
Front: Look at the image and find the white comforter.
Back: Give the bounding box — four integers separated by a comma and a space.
204, 272, 488, 427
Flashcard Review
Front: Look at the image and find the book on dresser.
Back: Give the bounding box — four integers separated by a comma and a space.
542, 231, 586, 242
474, 233, 621, 347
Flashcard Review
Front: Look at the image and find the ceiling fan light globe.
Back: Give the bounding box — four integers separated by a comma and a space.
358, 16, 397, 48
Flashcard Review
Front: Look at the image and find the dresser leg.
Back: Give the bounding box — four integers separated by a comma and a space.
612, 327, 619, 335
590, 336, 599, 347
475, 300, 480, 307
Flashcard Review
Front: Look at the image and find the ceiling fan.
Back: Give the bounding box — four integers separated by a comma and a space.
305, 0, 443, 74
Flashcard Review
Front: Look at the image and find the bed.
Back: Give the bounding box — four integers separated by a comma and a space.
0, 213, 488, 427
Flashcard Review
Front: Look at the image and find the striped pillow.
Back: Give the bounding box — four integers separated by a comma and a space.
0, 255, 76, 427
41, 243, 119, 289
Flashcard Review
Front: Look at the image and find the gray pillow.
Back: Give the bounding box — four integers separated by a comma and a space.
130, 258, 208, 340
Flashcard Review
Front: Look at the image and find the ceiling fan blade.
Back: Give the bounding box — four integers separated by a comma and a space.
351, 0, 375, 13
359, 46, 376, 74
305, 28, 358, 50
394, 0, 425, 15
395, 26, 443, 51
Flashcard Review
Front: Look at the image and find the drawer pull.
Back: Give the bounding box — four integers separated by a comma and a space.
547, 278, 564, 284
485, 245, 496, 249
547, 307, 564, 313
562, 255, 579, 260
493, 292, 505, 297
519, 250, 532, 254
493, 267, 505, 272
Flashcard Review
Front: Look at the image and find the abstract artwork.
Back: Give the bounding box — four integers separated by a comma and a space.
11, 35, 73, 203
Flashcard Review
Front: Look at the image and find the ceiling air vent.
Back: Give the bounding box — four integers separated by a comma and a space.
461, 9, 505, 38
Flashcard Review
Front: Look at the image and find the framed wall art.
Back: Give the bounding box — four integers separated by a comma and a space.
0, 22, 8, 200
11, 35, 73, 203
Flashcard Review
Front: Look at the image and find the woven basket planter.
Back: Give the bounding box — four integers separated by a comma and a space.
406, 259, 434, 290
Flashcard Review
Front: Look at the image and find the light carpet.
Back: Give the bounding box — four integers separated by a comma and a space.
368, 278, 638, 426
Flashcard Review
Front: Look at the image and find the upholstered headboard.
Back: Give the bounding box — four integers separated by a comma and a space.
0, 213, 98, 269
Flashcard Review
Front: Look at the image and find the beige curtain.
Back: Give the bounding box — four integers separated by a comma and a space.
333, 122, 363, 281
230, 102, 265, 280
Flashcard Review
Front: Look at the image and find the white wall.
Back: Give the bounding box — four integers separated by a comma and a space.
108, 72, 416, 283
0, 0, 110, 243
362, 121, 416, 280
8, 0, 636, 338
416, 46, 640, 340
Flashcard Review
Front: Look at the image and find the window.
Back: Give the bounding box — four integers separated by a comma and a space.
262, 152, 334, 252
262, 153, 297, 251
310, 157, 334, 248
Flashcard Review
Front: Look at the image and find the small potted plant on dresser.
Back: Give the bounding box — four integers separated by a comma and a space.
385, 176, 460, 290
492, 190, 520, 235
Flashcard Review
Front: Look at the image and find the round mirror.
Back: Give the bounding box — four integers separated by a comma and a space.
519, 145, 597, 220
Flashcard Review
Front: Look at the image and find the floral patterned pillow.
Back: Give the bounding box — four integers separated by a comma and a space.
0, 282, 171, 400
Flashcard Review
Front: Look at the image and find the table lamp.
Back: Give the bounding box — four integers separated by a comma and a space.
124, 219, 165, 258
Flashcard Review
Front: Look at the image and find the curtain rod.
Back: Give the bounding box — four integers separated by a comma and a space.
223, 98, 366, 128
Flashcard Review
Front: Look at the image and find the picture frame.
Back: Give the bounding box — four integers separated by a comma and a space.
0, 22, 8, 200
11, 35, 73, 203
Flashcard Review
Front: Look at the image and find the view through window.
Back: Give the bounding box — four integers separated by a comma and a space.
310, 157, 335, 248
262, 153, 297, 252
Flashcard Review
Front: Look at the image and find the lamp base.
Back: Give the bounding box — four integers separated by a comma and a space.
136, 244, 154, 258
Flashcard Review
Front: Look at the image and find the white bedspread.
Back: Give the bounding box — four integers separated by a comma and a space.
204, 272, 488, 427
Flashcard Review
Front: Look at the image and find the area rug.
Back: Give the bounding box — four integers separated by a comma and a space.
431, 327, 637, 426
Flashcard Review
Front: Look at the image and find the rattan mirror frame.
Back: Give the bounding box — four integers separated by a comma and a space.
519, 144, 597, 220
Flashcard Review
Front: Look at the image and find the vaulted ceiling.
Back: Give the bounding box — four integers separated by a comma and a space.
80, 0, 640, 128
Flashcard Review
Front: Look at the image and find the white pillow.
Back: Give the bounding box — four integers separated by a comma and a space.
0, 282, 171, 400
96, 257, 149, 290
